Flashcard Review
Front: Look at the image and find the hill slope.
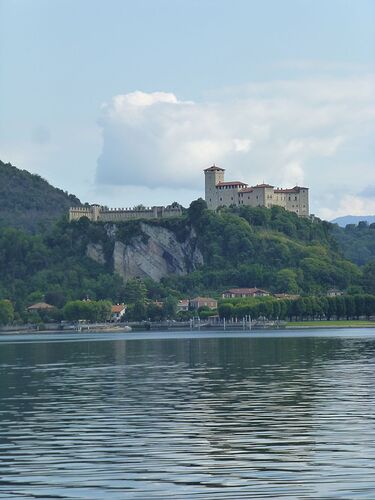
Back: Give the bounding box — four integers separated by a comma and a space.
330, 221, 375, 266
0, 160, 81, 231
1, 202, 372, 317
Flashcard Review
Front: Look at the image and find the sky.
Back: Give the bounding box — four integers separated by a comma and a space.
0, 0, 374, 220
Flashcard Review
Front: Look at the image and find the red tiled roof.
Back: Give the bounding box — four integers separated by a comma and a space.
239, 188, 254, 193
112, 304, 126, 313
251, 183, 274, 189
216, 181, 248, 187
204, 165, 225, 172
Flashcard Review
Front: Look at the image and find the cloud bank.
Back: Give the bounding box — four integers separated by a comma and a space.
96, 77, 375, 217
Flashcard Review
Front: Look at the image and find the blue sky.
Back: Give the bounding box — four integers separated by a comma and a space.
0, 0, 374, 218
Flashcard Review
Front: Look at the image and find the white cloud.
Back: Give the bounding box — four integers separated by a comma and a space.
281, 162, 305, 187
96, 76, 375, 217
283, 136, 343, 158
319, 194, 375, 221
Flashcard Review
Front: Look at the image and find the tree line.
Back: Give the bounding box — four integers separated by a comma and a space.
218, 294, 375, 321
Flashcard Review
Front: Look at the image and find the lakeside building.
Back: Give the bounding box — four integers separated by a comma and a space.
204, 165, 309, 216
177, 300, 189, 313
111, 304, 127, 322
27, 302, 55, 311
69, 204, 182, 222
274, 293, 300, 300
189, 297, 218, 310
222, 288, 270, 299
326, 288, 344, 297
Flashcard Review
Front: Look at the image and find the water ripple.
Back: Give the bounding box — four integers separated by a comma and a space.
0, 330, 374, 498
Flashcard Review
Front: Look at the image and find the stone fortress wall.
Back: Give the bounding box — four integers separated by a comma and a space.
205, 165, 309, 216
69, 164, 309, 222
69, 204, 182, 222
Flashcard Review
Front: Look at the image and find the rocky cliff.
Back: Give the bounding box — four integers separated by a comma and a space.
86, 222, 203, 282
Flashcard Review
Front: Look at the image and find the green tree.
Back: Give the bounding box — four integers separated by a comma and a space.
327, 297, 337, 320
362, 262, 375, 294
364, 295, 375, 319
45, 290, 67, 308
147, 302, 164, 321
0, 300, 14, 325
122, 279, 147, 304
163, 296, 177, 318
335, 296, 346, 320
95, 300, 112, 322
218, 303, 234, 320
188, 198, 207, 224
132, 301, 147, 321
344, 296, 355, 319
354, 295, 365, 319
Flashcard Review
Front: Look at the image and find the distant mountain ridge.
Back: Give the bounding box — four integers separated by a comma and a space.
0, 160, 81, 231
331, 215, 375, 227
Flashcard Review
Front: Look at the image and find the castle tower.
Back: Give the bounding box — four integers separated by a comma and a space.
91, 204, 101, 221
204, 165, 225, 209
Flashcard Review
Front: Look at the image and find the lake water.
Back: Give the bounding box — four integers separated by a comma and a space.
0, 329, 374, 499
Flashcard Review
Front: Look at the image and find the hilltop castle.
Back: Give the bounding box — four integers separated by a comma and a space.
204, 165, 309, 216
69, 164, 309, 222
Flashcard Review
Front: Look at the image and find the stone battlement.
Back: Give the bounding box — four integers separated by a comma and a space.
69, 204, 182, 222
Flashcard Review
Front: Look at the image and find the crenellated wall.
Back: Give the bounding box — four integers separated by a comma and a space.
69, 205, 182, 222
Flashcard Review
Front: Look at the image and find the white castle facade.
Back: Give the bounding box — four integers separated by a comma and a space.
204, 165, 309, 216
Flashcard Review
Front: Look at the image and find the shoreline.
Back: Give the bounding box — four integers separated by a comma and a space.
1, 322, 374, 335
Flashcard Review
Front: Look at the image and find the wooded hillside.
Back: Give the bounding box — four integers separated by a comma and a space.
0, 160, 81, 231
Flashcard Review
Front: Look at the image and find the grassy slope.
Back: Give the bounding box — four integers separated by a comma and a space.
287, 320, 375, 327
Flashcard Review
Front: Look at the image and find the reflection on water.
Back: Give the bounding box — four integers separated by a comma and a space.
0, 329, 374, 499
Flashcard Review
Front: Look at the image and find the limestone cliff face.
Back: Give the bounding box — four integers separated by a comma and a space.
86, 222, 203, 282
86, 243, 106, 265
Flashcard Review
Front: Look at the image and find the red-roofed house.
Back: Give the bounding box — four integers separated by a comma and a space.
222, 288, 270, 299
177, 299, 189, 313
111, 304, 127, 321
190, 297, 218, 310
